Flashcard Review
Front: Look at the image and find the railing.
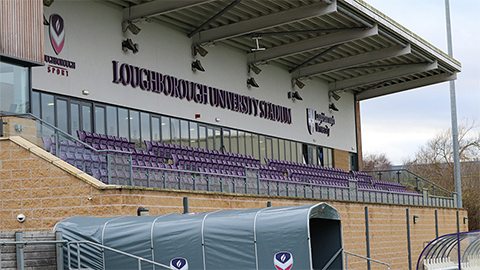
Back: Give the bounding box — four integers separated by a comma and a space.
67, 240, 172, 270
0, 238, 173, 270
344, 251, 390, 270
0, 112, 456, 207
363, 169, 457, 207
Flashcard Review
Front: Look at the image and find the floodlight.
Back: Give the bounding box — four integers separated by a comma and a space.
191, 60, 205, 72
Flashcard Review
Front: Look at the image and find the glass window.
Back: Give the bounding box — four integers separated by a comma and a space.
171, 118, 180, 145
180, 120, 189, 146
70, 103, 80, 136
0, 61, 29, 113
285, 140, 291, 162
312, 146, 318, 166
161, 116, 171, 143
106, 106, 117, 136
230, 130, 238, 154
41, 93, 55, 126
94, 106, 105, 135
238, 131, 245, 155
118, 108, 129, 139
214, 128, 221, 151
252, 134, 259, 160
130, 110, 140, 147
151, 117, 161, 142
141, 112, 150, 147
223, 129, 230, 152
189, 122, 198, 148
199, 125, 206, 149
278, 139, 285, 161
82, 105, 91, 132
297, 142, 304, 163
207, 127, 214, 150
324, 148, 334, 168
31, 92, 40, 118
56, 99, 68, 134
261, 137, 269, 161
245, 132, 253, 156
318, 147, 324, 166
272, 138, 279, 160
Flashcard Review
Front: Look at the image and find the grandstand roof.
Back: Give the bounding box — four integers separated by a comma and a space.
109, 0, 461, 101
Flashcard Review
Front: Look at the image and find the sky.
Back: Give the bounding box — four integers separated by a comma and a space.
360, 0, 480, 165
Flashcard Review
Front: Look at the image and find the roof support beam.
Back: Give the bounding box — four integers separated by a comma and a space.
188, 0, 243, 38
329, 61, 438, 91
292, 43, 411, 78
356, 72, 456, 101
290, 44, 343, 73
193, 0, 337, 44
247, 24, 377, 64
123, 0, 214, 21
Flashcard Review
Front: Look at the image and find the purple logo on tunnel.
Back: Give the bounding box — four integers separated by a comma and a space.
170, 258, 188, 270
49, 14, 65, 55
274, 252, 293, 270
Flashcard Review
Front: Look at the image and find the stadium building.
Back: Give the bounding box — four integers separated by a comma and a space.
0, 0, 469, 269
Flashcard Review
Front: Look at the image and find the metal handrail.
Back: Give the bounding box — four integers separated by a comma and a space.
67, 240, 173, 270
344, 251, 390, 270
362, 169, 455, 195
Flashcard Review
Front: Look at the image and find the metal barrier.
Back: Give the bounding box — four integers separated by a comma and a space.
0, 239, 173, 270
344, 251, 390, 270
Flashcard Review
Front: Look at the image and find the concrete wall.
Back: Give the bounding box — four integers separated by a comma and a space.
0, 137, 468, 269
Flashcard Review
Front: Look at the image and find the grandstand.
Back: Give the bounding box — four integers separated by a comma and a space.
0, 0, 468, 269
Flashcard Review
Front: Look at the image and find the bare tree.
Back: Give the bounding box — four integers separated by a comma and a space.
362, 152, 393, 171
404, 120, 480, 230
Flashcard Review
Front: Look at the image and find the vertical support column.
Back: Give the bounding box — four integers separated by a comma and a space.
183, 197, 189, 214
56, 231, 64, 270
348, 178, 358, 201
364, 207, 371, 270
423, 188, 429, 206
456, 211, 460, 233
406, 209, 412, 270
435, 210, 439, 238
15, 232, 24, 270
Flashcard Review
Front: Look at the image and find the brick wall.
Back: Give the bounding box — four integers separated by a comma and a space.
334, 148, 350, 171
0, 136, 468, 269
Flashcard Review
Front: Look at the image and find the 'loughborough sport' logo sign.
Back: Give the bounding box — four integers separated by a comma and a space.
49, 14, 65, 55
274, 252, 293, 270
170, 258, 188, 270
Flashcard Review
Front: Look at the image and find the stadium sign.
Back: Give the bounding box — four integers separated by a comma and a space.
112, 60, 292, 124
306, 108, 335, 136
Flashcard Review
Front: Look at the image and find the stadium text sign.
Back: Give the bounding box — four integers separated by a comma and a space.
306, 108, 335, 136
112, 61, 292, 124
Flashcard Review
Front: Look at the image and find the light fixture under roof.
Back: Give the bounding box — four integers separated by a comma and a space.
287, 91, 303, 101
329, 91, 341, 101
295, 79, 306, 89
193, 45, 209, 57
192, 60, 205, 72
43, 0, 54, 7
249, 64, 262, 75
247, 77, 259, 88
122, 38, 139, 54
329, 103, 339, 112
122, 20, 141, 35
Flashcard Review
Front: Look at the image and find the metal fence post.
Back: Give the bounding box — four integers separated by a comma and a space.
129, 156, 133, 186
15, 232, 24, 270
56, 231, 64, 270
423, 188, 429, 206
107, 153, 112, 185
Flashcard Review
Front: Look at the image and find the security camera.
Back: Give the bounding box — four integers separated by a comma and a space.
17, 214, 26, 223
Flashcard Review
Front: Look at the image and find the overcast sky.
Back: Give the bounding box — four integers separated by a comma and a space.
360, 0, 480, 165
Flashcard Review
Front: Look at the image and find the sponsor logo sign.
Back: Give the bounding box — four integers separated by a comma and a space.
274, 251, 293, 270
170, 258, 188, 270
49, 14, 65, 55
306, 108, 335, 137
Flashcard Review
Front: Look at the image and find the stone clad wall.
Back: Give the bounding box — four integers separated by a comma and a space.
0, 137, 468, 269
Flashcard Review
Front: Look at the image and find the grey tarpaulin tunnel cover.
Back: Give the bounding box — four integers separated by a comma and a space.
54, 203, 343, 270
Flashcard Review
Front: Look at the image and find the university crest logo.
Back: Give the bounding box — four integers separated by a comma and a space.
306, 108, 315, 135
49, 14, 65, 55
274, 251, 293, 270
170, 257, 188, 270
